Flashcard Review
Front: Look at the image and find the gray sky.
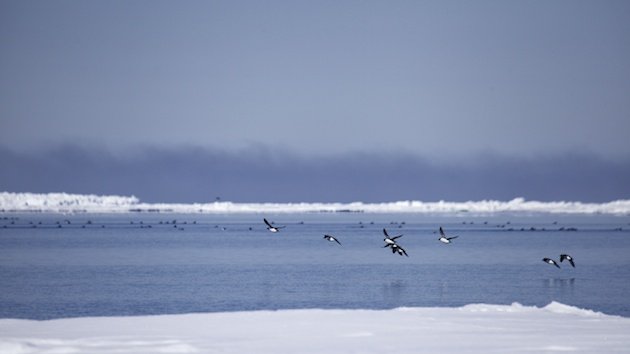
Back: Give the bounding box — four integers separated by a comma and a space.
2, 0, 629, 159
1, 1, 630, 202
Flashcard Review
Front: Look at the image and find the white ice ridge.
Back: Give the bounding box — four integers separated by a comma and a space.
2, 191, 630, 214
1, 302, 629, 354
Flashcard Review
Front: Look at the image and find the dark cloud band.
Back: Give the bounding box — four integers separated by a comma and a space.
1, 145, 628, 203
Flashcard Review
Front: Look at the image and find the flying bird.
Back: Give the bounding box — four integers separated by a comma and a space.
391, 243, 409, 257
263, 218, 285, 233
323, 234, 342, 245
543, 258, 561, 268
560, 254, 575, 268
383, 228, 403, 246
438, 227, 458, 244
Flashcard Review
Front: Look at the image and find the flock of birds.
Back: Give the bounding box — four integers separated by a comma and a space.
264, 218, 575, 268
543, 254, 576, 269
2, 216, 576, 269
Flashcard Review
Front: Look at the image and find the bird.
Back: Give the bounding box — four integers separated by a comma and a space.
560, 254, 575, 268
382, 228, 403, 246
264, 218, 285, 233
543, 258, 561, 268
391, 243, 409, 257
438, 227, 458, 244
323, 234, 341, 245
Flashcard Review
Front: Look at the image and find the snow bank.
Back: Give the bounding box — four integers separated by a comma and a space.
1, 303, 628, 354
2, 192, 630, 214
0, 192, 139, 213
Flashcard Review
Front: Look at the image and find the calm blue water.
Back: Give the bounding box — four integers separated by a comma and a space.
1, 213, 630, 319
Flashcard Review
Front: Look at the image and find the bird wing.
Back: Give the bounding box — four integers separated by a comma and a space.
400, 247, 409, 257
543, 258, 560, 268
447, 236, 458, 240
560, 254, 575, 267
264, 218, 273, 228
439, 227, 446, 237
334, 238, 342, 245
325, 235, 340, 245
391, 235, 403, 240
383, 228, 390, 238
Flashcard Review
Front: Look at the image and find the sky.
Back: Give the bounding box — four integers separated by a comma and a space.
1, 0, 629, 202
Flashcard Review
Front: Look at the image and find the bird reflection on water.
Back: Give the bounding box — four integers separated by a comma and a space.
543, 278, 576, 297
381, 280, 407, 306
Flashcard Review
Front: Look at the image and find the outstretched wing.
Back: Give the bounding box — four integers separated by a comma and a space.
560, 255, 575, 268
383, 228, 390, 238
325, 235, 341, 245
391, 234, 403, 240
400, 246, 409, 257
439, 227, 446, 237
447, 236, 458, 241
543, 258, 560, 268
263, 218, 273, 228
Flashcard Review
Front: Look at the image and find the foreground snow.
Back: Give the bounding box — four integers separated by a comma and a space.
2, 192, 630, 214
1, 302, 629, 354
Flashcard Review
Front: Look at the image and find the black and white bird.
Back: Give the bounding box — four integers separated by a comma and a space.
543, 257, 561, 268
391, 243, 409, 257
438, 227, 458, 244
383, 228, 403, 246
264, 218, 285, 233
323, 234, 342, 245
560, 254, 575, 268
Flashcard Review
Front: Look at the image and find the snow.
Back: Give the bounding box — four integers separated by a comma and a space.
1, 303, 629, 354
2, 192, 630, 214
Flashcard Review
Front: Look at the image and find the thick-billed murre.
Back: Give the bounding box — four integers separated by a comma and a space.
323, 234, 342, 245
264, 218, 285, 233
543, 257, 561, 268
438, 227, 458, 244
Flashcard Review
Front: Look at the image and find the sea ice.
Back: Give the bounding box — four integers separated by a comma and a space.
1, 302, 629, 354
2, 192, 630, 214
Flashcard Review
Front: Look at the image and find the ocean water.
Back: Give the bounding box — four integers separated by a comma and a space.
1, 213, 629, 319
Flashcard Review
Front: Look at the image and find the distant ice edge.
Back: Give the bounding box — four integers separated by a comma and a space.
2, 192, 630, 214
456, 301, 608, 317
